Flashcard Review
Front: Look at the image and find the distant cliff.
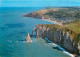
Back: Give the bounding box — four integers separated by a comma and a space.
22, 12, 42, 19
23, 7, 80, 24
31, 24, 80, 56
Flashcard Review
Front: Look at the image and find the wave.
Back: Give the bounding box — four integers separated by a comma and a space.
30, 40, 32, 42
21, 40, 33, 43
45, 37, 75, 57
8, 40, 12, 42
63, 51, 75, 57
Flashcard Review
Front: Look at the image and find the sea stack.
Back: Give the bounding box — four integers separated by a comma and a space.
26, 32, 31, 42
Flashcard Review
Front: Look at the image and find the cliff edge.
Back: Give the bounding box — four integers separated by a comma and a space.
31, 19, 80, 56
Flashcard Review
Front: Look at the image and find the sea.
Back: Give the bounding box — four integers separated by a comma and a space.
0, 7, 73, 57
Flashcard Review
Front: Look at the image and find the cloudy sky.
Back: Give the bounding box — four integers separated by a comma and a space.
0, 0, 80, 7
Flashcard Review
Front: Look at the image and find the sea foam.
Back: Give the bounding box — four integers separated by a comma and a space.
45, 37, 75, 57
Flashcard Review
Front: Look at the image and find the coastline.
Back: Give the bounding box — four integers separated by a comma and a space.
24, 17, 76, 57
31, 23, 78, 57
24, 9, 80, 56
44, 38, 75, 57
41, 19, 63, 25
42, 19, 77, 57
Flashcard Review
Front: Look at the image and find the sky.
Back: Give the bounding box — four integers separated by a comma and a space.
0, 0, 80, 7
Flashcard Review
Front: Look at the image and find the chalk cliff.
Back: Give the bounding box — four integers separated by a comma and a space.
31, 25, 80, 55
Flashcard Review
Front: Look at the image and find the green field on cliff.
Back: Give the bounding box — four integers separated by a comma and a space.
65, 19, 80, 34
65, 19, 80, 43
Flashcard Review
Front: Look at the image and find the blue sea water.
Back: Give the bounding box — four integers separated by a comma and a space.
0, 7, 71, 57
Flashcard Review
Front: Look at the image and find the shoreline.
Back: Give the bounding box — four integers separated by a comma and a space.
44, 38, 75, 57
31, 22, 77, 57
27, 17, 76, 57
41, 19, 63, 25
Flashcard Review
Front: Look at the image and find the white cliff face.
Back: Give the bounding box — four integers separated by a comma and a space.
63, 32, 73, 51
31, 25, 80, 55
47, 30, 54, 41
26, 32, 31, 42
53, 29, 61, 43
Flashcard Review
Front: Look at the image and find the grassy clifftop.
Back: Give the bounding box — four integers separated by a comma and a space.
65, 19, 80, 43
38, 19, 80, 44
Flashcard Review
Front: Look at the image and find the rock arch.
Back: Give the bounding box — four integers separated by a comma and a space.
30, 25, 40, 38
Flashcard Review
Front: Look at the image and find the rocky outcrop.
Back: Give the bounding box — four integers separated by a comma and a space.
22, 13, 42, 19
30, 25, 43, 38
26, 32, 32, 42
31, 25, 80, 55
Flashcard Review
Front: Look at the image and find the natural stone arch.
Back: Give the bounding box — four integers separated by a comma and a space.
30, 25, 40, 38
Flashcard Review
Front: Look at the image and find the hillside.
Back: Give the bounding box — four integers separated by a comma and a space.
24, 7, 80, 24
35, 7, 80, 19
